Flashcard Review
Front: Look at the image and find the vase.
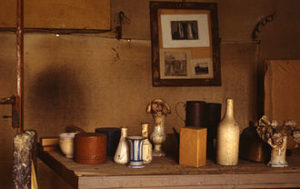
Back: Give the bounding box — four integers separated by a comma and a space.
141, 123, 152, 164
267, 134, 288, 167
150, 114, 166, 157
217, 98, 240, 166
113, 127, 129, 165
127, 136, 145, 168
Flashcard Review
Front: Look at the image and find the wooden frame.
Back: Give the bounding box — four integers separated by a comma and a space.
150, 2, 221, 86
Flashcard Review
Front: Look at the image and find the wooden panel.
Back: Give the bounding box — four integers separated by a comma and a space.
0, 0, 111, 30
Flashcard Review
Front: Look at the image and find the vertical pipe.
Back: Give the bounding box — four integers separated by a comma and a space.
16, 0, 24, 133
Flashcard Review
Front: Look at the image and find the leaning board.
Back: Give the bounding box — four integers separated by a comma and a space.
0, 0, 110, 30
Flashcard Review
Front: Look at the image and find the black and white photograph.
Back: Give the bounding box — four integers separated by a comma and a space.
171, 21, 199, 40
190, 58, 213, 78
160, 14, 210, 48
150, 2, 221, 86
160, 49, 191, 79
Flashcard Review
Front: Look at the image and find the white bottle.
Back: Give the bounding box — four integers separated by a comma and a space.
141, 123, 152, 164
217, 98, 240, 166
114, 127, 129, 164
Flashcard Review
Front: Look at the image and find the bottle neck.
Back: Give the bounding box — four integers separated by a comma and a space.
141, 123, 149, 138
121, 128, 127, 137
225, 99, 234, 118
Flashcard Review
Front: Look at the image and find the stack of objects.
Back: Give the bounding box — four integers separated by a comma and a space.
39, 137, 59, 152
179, 101, 221, 167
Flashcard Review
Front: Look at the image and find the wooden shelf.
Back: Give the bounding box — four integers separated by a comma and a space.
39, 149, 300, 189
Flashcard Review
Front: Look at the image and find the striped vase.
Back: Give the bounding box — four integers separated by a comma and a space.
127, 136, 145, 168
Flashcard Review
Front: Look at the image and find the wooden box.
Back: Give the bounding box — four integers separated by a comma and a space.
179, 127, 207, 167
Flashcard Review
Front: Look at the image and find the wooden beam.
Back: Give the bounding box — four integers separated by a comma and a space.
16, 0, 24, 133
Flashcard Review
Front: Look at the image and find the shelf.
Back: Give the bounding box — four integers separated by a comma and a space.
38, 149, 300, 189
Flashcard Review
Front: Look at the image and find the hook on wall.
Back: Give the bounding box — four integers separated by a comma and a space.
116, 11, 131, 40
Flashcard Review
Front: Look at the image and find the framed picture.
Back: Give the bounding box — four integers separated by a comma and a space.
150, 2, 221, 86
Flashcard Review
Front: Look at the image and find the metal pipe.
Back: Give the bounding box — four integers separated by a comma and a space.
16, 0, 24, 133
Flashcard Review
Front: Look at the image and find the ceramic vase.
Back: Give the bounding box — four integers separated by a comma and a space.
150, 114, 166, 157
217, 98, 240, 166
113, 127, 129, 164
268, 134, 288, 167
141, 123, 152, 164
127, 136, 145, 168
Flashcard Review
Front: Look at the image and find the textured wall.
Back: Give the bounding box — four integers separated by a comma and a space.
0, 0, 299, 188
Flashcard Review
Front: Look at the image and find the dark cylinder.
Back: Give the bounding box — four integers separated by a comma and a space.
185, 101, 206, 127
95, 127, 121, 157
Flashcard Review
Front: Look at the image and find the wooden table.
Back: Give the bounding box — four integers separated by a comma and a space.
39, 149, 300, 189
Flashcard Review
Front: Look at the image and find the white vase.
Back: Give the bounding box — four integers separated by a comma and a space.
217, 98, 240, 166
150, 114, 166, 157
114, 127, 129, 164
141, 123, 152, 164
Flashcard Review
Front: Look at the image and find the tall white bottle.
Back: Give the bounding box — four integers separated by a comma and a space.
114, 127, 129, 164
217, 98, 240, 166
141, 123, 152, 164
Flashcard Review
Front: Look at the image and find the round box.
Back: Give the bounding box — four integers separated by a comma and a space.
95, 127, 121, 157
75, 133, 107, 164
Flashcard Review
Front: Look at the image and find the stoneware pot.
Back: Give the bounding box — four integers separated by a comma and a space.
59, 132, 77, 158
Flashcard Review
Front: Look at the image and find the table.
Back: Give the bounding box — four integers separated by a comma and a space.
39, 149, 300, 189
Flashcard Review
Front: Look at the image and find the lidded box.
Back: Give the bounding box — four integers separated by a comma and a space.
95, 127, 121, 157
75, 133, 107, 164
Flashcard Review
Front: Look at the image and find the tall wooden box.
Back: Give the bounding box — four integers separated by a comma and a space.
179, 127, 207, 167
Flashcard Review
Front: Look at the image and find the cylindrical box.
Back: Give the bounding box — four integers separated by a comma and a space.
74, 133, 107, 164
95, 127, 121, 157
185, 101, 206, 127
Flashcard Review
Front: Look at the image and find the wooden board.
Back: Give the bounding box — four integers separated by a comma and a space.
0, 0, 111, 30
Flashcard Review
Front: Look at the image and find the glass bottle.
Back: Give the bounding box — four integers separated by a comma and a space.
114, 127, 129, 164
217, 98, 240, 165
141, 123, 152, 164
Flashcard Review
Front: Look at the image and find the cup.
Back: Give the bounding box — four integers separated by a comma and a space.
175, 101, 207, 127
59, 132, 77, 158
127, 136, 145, 168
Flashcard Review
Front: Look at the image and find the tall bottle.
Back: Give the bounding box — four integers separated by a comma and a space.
141, 123, 152, 164
114, 127, 129, 164
217, 98, 240, 165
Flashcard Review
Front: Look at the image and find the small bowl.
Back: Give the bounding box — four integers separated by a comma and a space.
59, 132, 77, 158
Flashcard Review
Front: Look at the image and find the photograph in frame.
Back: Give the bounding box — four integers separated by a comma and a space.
161, 14, 210, 48
150, 2, 221, 86
160, 49, 191, 79
190, 58, 214, 79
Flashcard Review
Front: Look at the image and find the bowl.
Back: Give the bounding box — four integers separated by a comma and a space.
59, 132, 77, 158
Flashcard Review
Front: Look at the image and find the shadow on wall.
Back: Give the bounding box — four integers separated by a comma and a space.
28, 65, 87, 132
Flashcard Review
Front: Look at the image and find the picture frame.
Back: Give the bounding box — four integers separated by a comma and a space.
150, 2, 221, 86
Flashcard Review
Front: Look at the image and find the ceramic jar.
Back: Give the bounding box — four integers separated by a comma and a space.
216, 99, 240, 166
59, 132, 77, 158
113, 127, 129, 164
127, 136, 145, 168
141, 123, 152, 164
